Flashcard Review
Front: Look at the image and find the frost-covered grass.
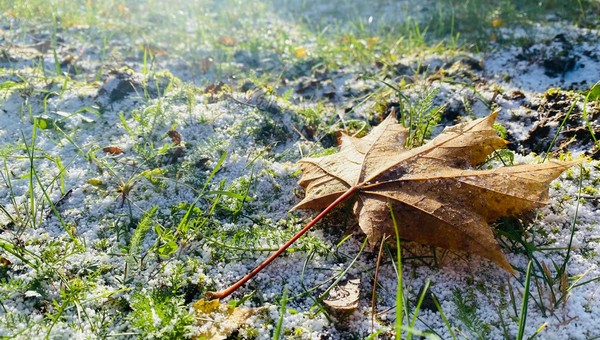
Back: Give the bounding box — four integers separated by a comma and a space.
1, 0, 600, 339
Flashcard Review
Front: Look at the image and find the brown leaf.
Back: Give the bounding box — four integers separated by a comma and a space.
323, 277, 360, 316
293, 111, 579, 273
204, 82, 227, 95
322, 277, 360, 330
0, 256, 12, 267
218, 35, 236, 47
168, 129, 182, 145
102, 146, 124, 155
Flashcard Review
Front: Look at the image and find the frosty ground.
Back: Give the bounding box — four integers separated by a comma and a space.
1, 1, 600, 339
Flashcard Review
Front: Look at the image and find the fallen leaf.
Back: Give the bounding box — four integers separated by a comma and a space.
193, 298, 221, 314
0, 256, 11, 267
86, 178, 105, 187
323, 277, 360, 318
218, 35, 236, 47
192, 299, 258, 340
366, 36, 380, 48
102, 146, 125, 155
294, 47, 308, 58
168, 129, 182, 145
491, 18, 504, 28
293, 111, 578, 273
204, 82, 227, 95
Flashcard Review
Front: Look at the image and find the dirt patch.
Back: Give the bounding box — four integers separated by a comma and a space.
515, 89, 600, 159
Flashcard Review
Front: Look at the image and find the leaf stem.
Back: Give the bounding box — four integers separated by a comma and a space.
206, 186, 359, 299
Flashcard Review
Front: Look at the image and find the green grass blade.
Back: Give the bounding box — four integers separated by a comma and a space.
560, 164, 584, 274
201, 151, 227, 193
407, 279, 431, 340
517, 260, 533, 340
432, 294, 457, 340
273, 288, 288, 340
388, 202, 404, 339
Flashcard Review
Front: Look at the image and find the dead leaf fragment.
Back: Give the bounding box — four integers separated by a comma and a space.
168, 129, 182, 145
218, 35, 236, 47
192, 299, 257, 340
323, 278, 360, 316
491, 18, 504, 28
293, 111, 578, 273
86, 178, 105, 188
322, 277, 361, 330
294, 47, 308, 58
0, 256, 12, 267
102, 146, 124, 155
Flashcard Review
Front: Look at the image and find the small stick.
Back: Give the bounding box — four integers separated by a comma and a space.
290, 124, 310, 142
206, 186, 359, 299
372, 235, 389, 333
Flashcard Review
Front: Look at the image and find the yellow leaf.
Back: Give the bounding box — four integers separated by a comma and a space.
367, 36, 380, 48
294, 47, 308, 59
492, 18, 504, 28
193, 299, 221, 314
192, 299, 259, 340
86, 178, 105, 187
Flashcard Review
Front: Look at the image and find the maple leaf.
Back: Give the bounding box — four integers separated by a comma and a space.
207, 110, 578, 299
292, 111, 577, 273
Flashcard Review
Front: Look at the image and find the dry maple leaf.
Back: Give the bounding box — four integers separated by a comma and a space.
293, 111, 577, 273
207, 110, 578, 299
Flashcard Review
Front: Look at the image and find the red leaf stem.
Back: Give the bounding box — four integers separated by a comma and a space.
206, 186, 359, 299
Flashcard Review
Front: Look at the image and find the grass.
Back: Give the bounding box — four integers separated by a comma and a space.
1, 0, 600, 339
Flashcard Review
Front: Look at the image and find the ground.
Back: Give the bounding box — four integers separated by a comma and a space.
0, 1, 599, 339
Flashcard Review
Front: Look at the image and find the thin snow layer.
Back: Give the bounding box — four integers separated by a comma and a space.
484, 24, 600, 92
1, 68, 599, 339
1, 19, 600, 340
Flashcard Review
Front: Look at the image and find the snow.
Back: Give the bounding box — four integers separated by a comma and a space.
484, 24, 600, 92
